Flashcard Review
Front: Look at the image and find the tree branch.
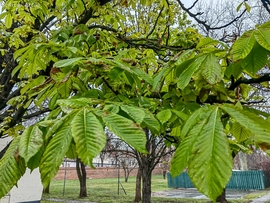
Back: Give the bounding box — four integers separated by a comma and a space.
229, 74, 270, 90
23, 108, 51, 119
146, 6, 164, 39
177, 0, 247, 31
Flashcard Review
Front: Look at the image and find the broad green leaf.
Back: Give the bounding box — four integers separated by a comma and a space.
141, 111, 161, 134
152, 68, 168, 92
201, 53, 223, 85
171, 110, 188, 121
196, 37, 219, 49
98, 110, 147, 153
57, 79, 72, 98
180, 106, 209, 138
21, 76, 46, 95
109, 67, 124, 80
170, 106, 210, 176
156, 109, 172, 124
121, 105, 145, 124
19, 126, 44, 163
131, 67, 154, 85
188, 106, 233, 201
176, 55, 207, 90
40, 119, 73, 187
244, 107, 270, 118
0, 137, 26, 199
27, 146, 44, 171
224, 61, 243, 78
44, 116, 66, 140
54, 57, 83, 68
232, 122, 251, 142
230, 30, 255, 61
72, 109, 106, 166
255, 28, 270, 51
57, 98, 95, 109
221, 104, 270, 147
241, 42, 269, 74
66, 143, 77, 159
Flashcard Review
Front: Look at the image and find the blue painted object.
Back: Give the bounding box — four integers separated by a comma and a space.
167, 170, 270, 190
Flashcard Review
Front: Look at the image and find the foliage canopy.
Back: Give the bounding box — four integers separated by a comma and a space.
1, 0, 270, 202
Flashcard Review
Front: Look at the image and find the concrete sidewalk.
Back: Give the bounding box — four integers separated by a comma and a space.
152, 188, 253, 200
250, 193, 270, 203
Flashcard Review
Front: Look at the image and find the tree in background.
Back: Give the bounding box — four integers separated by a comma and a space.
2, 1, 270, 203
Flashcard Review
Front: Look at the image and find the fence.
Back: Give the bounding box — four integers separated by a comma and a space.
167, 170, 270, 190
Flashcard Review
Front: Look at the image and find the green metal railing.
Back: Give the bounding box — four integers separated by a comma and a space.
167, 170, 270, 190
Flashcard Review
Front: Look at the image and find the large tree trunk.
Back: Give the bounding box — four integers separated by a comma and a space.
76, 158, 87, 198
134, 168, 142, 202
216, 188, 229, 203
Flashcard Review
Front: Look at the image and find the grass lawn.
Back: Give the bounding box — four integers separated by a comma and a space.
41, 175, 252, 203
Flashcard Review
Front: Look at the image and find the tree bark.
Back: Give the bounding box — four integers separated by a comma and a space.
134, 168, 142, 202
76, 158, 87, 197
141, 166, 152, 203
43, 182, 50, 194
216, 188, 229, 203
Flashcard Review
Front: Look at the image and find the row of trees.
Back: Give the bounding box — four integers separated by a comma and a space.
1, 0, 270, 203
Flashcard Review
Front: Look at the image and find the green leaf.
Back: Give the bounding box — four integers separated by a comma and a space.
40, 119, 73, 188
66, 143, 77, 159
19, 126, 44, 163
170, 106, 210, 177
241, 42, 269, 75
27, 146, 44, 171
121, 105, 146, 124
57, 98, 95, 109
255, 28, 270, 51
54, 57, 83, 68
0, 137, 26, 199
196, 37, 219, 49
21, 76, 46, 95
131, 67, 154, 85
201, 53, 223, 85
221, 104, 270, 147
244, 2, 251, 12
224, 61, 243, 78
188, 106, 233, 201
141, 111, 161, 134
156, 109, 172, 124
236, 2, 243, 11
5, 13, 12, 29
171, 110, 189, 121
231, 122, 251, 142
57, 79, 72, 98
230, 30, 255, 61
176, 55, 207, 90
71, 109, 106, 166
98, 110, 147, 153
44, 116, 66, 140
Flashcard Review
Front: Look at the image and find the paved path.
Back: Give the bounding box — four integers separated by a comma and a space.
250, 193, 270, 203
152, 188, 252, 200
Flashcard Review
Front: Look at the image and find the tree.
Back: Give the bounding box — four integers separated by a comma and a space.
76, 158, 87, 197
2, 1, 270, 203
104, 136, 138, 182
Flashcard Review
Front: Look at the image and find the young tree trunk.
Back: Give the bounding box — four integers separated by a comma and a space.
141, 167, 152, 203
76, 158, 87, 197
134, 168, 142, 202
216, 188, 229, 203
43, 182, 50, 194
